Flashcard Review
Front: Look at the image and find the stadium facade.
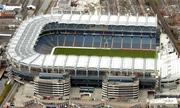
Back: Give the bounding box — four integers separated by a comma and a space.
7, 14, 158, 99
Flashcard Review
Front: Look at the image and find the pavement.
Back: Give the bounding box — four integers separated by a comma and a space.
0, 0, 3, 4
36, 0, 52, 15
14, 83, 34, 107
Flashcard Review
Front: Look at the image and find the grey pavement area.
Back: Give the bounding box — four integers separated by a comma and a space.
0, 78, 8, 94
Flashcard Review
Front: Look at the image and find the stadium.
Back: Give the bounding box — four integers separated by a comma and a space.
7, 14, 158, 99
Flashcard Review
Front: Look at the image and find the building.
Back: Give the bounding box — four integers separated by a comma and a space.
0, 4, 22, 11
148, 98, 178, 108
34, 73, 70, 97
6, 13, 158, 99
102, 76, 139, 99
0, 4, 4, 10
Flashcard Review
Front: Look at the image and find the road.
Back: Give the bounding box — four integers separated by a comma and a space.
36, 0, 51, 15
149, 0, 180, 57
0, 82, 20, 108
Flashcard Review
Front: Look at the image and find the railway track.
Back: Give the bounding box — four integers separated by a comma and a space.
149, 0, 180, 57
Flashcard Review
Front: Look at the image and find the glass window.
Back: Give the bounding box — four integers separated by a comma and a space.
122, 36, 131, 48
58, 35, 65, 46
112, 36, 121, 48
151, 38, 156, 49
65, 35, 74, 46
132, 36, 141, 48
84, 36, 93, 47
76, 70, 86, 76
74, 35, 84, 47
93, 36, 101, 47
88, 71, 98, 76
142, 37, 150, 49
101, 36, 112, 48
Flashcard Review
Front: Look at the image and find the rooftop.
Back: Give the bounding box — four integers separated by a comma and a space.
149, 98, 178, 105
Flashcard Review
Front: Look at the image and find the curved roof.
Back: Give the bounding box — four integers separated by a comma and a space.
7, 14, 157, 71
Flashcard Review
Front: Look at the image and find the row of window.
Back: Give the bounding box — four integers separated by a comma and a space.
43, 23, 156, 32
36, 34, 157, 50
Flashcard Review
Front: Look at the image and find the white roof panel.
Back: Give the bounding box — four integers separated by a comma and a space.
22, 54, 39, 64
61, 14, 71, 22
89, 15, 99, 24
99, 15, 108, 24
71, 14, 81, 23
119, 16, 127, 25
77, 56, 89, 68
54, 55, 66, 67
109, 15, 118, 24
138, 16, 146, 26
80, 14, 89, 23
14, 56, 21, 62
147, 17, 156, 26
123, 58, 132, 69
128, 16, 137, 25
31, 55, 45, 66
65, 55, 78, 68
88, 56, 100, 68
43, 55, 56, 67
100, 57, 111, 69
134, 58, 144, 69
146, 59, 155, 70
111, 57, 122, 69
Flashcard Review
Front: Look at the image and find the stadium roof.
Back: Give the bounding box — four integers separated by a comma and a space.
59, 14, 157, 26
7, 14, 157, 71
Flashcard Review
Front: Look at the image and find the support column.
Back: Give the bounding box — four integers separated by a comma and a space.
58, 66, 60, 74
140, 37, 142, 49
28, 66, 31, 72
40, 68, 43, 72
18, 64, 21, 71
82, 36, 85, 47
131, 37, 133, 48
121, 36, 123, 48
97, 70, 100, 77
75, 70, 77, 77
111, 36, 114, 48
86, 70, 88, 77
63, 36, 66, 46
132, 58, 135, 76
143, 59, 146, 78
73, 36, 75, 47
121, 58, 123, 75
100, 36, 103, 48
57, 35, 59, 46
150, 38, 152, 49
92, 36, 95, 47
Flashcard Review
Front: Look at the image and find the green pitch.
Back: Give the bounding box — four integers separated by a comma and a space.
53, 47, 156, 58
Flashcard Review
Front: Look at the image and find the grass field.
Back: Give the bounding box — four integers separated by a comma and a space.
53, 47, 156, 58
